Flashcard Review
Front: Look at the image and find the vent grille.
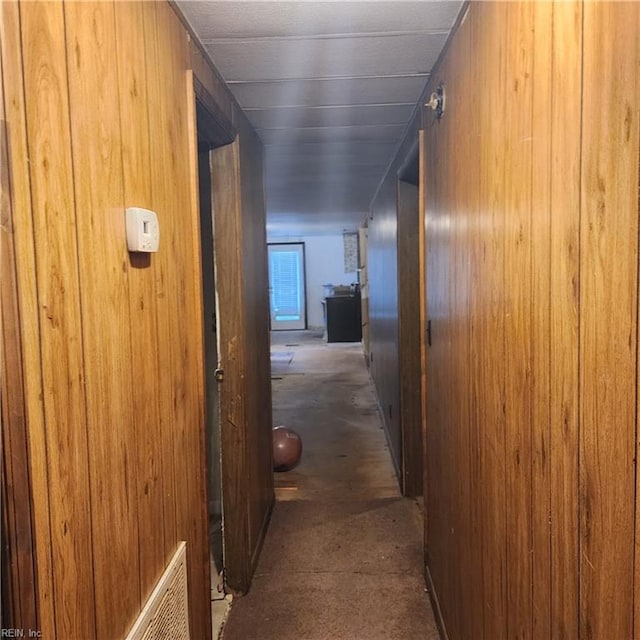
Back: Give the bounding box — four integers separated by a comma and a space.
127, 542, 190, 640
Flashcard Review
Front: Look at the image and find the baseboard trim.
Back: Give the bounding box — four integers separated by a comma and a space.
425, 564, 449, 640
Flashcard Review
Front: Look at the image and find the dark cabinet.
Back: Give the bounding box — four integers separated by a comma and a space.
323, 295, 362, 342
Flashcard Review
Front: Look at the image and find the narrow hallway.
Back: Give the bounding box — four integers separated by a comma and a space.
222, 331, 439, 640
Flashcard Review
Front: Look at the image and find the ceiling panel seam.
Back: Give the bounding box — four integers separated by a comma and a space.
201, 29, 450, 43
244, 102, 416, 111
225, 73, 430, 84
256, 123, 406, 132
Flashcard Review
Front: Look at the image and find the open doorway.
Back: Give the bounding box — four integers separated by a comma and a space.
193, 79, 237, 604
197, 141, 224, 591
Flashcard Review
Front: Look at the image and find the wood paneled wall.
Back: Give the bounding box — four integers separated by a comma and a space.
369, 109, 424, 496
0, 1, 272, 637
368, 173, 401, 478
421, 2, 640, 638
0, 57, 38, 632
396, 178, 423, 497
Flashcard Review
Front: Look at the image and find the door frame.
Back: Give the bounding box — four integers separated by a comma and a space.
191, 73, 249, 591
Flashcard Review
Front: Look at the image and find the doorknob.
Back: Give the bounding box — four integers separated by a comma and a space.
214, 368, 224, 382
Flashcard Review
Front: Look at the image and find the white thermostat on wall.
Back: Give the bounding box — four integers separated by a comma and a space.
125, 207, 160, 253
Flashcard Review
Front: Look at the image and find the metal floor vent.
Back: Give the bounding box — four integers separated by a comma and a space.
126, 542, 190, 640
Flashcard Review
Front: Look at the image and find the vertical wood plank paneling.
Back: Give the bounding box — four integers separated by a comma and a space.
450, 10, 479, 637
477, 4, 508, 636
503, 3, 534, 637
549, 3, 582, 637
580, 3, 639, 638
424, 57, 456, 634
64, 3, 140, 636
381, 2, 640, 638
113, 0, 166, 601
167, 8, 209, 636
5, 1, 269, 635
141, 0, 178, 553
462, 72, 481, 640
0, 65, 38, 631
148, 5, 210, 635
427, 19, 470, 636
454, 21, 474, 640
151, 5, 190, 581
19, 2, 97, 636
0, 4, 56, 634
463, 5, 485, 635
530, 2, 552, 636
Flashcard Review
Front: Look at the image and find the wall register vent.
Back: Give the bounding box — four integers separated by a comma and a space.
126, 542, 190, 640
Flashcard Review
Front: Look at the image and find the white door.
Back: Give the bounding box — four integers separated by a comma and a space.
268, 243, 306, 330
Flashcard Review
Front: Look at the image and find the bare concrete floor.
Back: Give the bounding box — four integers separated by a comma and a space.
221, 331, 439, 640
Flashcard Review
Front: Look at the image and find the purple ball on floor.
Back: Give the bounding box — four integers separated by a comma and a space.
272, 426, 303, 472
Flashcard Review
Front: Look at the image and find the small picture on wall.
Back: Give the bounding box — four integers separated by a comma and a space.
343, 233, 358, 273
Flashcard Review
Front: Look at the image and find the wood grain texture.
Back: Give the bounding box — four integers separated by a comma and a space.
448, 12, 477, 638
580, 3, 639, 638
549, 3, 581, 637
529, 3, 552, 636
0, 4, 56, 635
420, 2, 583, 636
210, 140, 250, 593
425, 27, 458, 638
169, 8, 210, 636
145, 4, 210, 635
204, 109, 272, 597
414, 2, 640, 638
3, 1, 271, 635
502, 4, 534, 637
463, 9, 485, 634
0, 84, 38, 632
20, 2, 97, 636
141, 0, 179, 556
423, 48, 454, 633
477, 4, 508, 637
114, 0, 167, 601
64, 4, 141, 636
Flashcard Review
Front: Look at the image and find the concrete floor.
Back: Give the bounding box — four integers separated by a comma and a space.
221, 331, 439, 640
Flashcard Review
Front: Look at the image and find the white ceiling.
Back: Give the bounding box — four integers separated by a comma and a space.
177, 1, 463, 235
